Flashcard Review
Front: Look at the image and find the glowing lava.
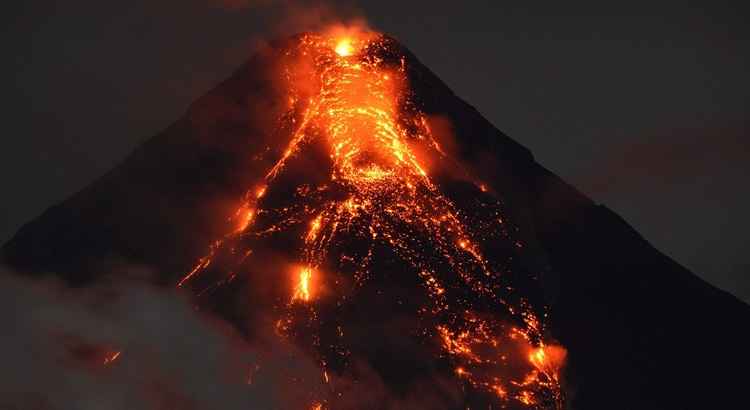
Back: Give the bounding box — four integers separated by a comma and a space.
179, 27, 565, 409
334, 38, 354, 57
102, 350, 121, 366
293, 267, 313, 302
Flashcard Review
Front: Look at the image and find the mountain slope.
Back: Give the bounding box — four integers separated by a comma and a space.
3, 32, 748, 409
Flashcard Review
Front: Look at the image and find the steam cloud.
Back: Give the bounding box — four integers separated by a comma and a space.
0, 267, 326, 410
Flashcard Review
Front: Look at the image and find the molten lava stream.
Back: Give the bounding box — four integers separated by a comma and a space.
179, 28, 565, 409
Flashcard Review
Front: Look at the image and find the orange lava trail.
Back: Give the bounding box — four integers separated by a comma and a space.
179, 29, 565, 409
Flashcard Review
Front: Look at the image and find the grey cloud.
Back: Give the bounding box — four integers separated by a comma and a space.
0, 267, 323, 410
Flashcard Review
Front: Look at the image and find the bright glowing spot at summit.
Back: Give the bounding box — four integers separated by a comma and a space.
335, 38, 354, 57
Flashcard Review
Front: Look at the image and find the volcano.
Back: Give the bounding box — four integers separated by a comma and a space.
3, 29, 749, 409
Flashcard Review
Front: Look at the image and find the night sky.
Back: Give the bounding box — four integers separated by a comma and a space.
2, 1, 748, 302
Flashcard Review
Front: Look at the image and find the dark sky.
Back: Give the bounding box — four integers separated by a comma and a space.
2, 1, 748, 302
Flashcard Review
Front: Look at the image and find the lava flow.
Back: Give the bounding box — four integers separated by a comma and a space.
179, 27, 565, 409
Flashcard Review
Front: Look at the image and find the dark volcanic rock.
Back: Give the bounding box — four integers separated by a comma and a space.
3, 34, 748, 409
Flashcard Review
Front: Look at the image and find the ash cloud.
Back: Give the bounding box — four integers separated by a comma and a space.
208, 0, 366, 34
0, 267, 324, 410
209, 0, 278, 10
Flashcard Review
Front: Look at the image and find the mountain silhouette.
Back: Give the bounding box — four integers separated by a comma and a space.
3, 31, 748, 410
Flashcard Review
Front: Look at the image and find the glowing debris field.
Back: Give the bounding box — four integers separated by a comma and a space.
178, 29, 565, 409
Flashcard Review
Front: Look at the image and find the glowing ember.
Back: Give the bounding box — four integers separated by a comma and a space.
103, 350, 121, 365
178, 27, 565, 408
